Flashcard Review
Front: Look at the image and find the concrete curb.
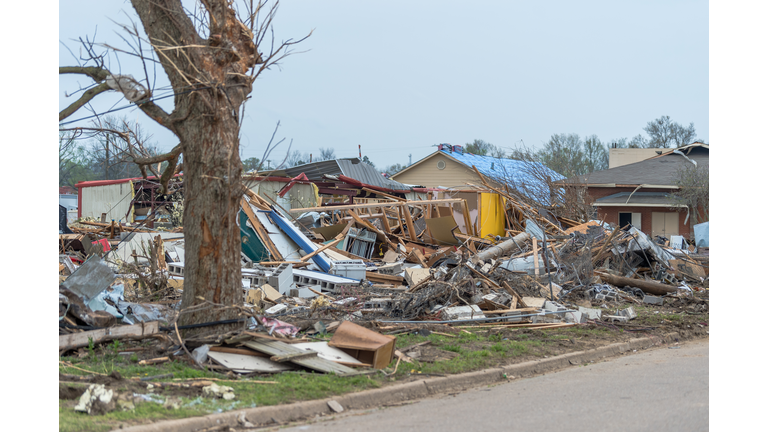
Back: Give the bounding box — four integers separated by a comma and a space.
116, 332, 684, 432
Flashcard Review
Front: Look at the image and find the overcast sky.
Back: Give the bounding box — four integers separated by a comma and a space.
58, 0, 709, 170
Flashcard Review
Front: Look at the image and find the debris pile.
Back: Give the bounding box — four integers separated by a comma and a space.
59, 176, 708, 385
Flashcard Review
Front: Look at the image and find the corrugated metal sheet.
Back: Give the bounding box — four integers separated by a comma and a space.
283, 160, 343, 181
284, 158, 414, 192
336, 159, 412, 191
80, 182, 133, 221
243, 180, 319, 214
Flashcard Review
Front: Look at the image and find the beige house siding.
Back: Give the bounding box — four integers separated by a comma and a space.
392, 154, 481, 189
608, 148, 662, 169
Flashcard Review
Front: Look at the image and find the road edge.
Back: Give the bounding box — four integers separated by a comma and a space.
116, 332, 692, 431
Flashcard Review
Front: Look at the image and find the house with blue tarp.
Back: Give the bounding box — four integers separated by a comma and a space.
390, 144, 564, 204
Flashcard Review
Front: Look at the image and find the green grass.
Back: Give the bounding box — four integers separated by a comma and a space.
59, 354, 381, 432
59, 318, 676, 431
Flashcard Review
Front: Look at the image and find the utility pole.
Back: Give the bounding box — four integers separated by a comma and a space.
409, 154, 412, 166
105, 137, 110, 180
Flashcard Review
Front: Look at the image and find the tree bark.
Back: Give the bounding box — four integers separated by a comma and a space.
129, 0, 260, 335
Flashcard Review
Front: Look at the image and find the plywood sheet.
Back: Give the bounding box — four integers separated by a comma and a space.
290, 342, 363, 364
207, 351, 296, 373
424, 216, 461, 245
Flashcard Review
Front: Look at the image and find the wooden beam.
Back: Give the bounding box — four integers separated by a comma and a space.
362, 187, 405, 202
289, 198, 468, 213
366, 272, 405, 285
459, 200, 473, 236
59, 322, 160, 351
401, 204, 417, 241
240, 198, 283, 261
299, 237, 343, 262
347, 210, 399, 250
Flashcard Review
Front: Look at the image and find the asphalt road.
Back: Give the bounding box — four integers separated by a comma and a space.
275, 339, 709, 432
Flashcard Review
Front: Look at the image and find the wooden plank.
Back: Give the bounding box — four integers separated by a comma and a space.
59, 322, 160, 351
465, 263, 502, 290
366, 272, 405, 284
362, 187, 405, 202
289, 198, 469, 213
461, 200, 474, 236
259, 261, 311, 268
209, 346, 269, 357
482, 307, 539, 315
401, 204, 417, 241
240, 197, 283, 261
347, 210, 399, 250
270, 351, 318, 363
501, 281, 528, 308
532, 238, 540, 276
299, 237, 343, 262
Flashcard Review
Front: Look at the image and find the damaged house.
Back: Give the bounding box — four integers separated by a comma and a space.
557, 143, 709, 240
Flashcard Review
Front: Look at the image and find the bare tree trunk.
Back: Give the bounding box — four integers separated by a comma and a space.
130, 0, 256, 334
60, 0, 308, 335
176, 111, 244, 330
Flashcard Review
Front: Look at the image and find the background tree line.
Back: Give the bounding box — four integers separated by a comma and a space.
464, 114, 703, 178
59, 117, 166, 188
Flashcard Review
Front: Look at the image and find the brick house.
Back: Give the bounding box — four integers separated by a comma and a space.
558, 143, 708, 240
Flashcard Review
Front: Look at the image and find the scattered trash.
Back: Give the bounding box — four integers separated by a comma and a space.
202, 383, 236, 401
74, 384, 115, 415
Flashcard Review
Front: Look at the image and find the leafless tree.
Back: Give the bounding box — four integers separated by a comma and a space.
59, 0, 310, 333
670, 162, 709, 232
643, 115, 697, 148
317, 147, 336, 161
503, 144, 594, 222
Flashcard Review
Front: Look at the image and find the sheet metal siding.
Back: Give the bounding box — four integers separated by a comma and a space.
283, 160, 343, 181
336, 159, 413, 191
285, 158, 414, 192
81, 183, 133, 221
243, 180, 319, 211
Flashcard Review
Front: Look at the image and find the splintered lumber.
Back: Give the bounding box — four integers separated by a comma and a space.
260, 261, 311, 267
501, 281, 528, 308
59, 322, 160, 351
299, 237, 343, 262
595, 271, 680, 296
366, 272, 405, 285
240, 197, 283, 261
361, 187, 405, 202
592, 226, 621, 266
347, 210, 399, 250
289, 198, 468, 213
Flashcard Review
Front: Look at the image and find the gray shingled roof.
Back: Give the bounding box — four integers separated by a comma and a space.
595, 191, 678, 206
559, 144, 709, 186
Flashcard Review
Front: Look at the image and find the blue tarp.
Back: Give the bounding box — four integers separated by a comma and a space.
439, 149, 564, 204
